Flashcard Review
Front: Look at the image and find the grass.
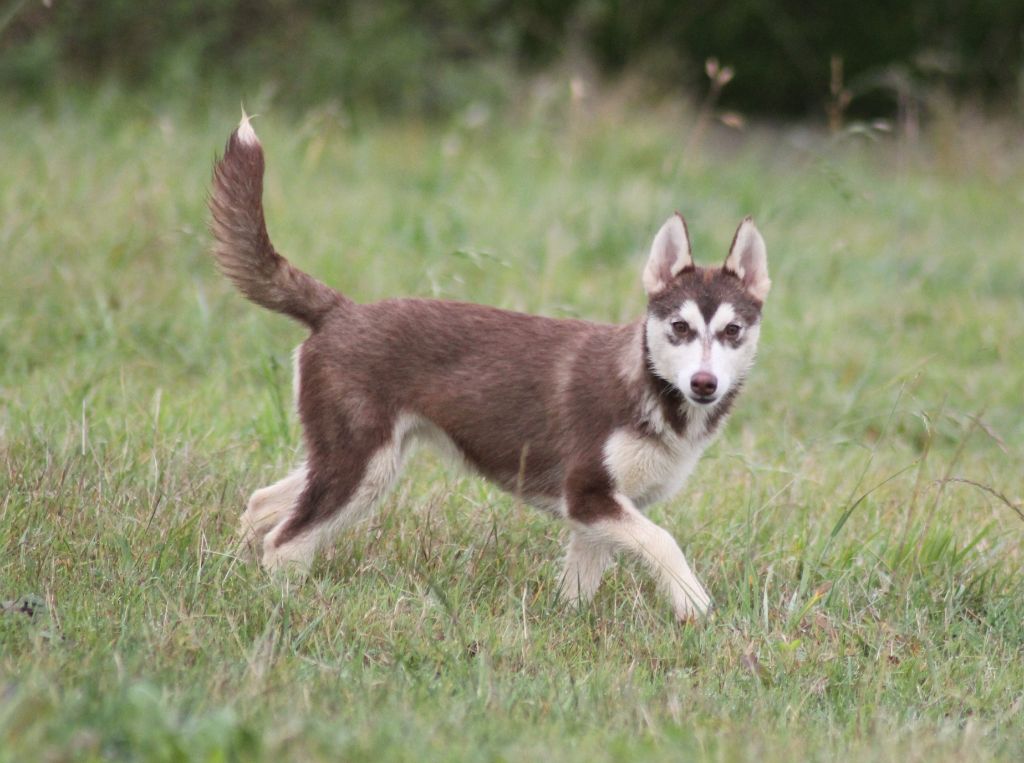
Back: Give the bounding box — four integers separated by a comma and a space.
1, 90, 1022, 761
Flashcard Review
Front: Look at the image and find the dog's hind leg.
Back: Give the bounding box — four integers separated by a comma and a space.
260, 416, 418, 575
237, 464, 308, 559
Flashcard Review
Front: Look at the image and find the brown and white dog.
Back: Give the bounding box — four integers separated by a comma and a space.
209, 115, 770, 621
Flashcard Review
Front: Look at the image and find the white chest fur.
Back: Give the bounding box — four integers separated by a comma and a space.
602, 426, 709, 508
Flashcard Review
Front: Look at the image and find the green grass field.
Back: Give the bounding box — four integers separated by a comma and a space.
2, 92, 1022, 762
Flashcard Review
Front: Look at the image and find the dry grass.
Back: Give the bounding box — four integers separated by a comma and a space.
1, 91, 1022, 761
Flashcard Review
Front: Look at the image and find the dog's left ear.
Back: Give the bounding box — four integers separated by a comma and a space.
643, 213, 694, 296
723, 217, 771, 302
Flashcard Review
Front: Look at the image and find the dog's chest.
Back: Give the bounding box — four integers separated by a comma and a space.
602, 427, 707, 507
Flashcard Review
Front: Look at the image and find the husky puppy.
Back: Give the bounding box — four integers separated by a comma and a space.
210, 115, 770, 621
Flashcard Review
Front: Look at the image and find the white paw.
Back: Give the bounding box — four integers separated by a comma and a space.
261, 527, 315, 578
673, 581, 713, 623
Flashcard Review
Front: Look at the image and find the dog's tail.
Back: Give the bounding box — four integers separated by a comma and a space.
209, 112, 347, 329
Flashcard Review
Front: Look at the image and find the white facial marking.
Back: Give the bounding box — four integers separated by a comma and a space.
645, 298, 760, 409
707, 303, 737, 335
702, 302, 737, 399
676, 300, 704, 334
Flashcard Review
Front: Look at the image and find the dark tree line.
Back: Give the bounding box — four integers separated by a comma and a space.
2, 0, 1021, 117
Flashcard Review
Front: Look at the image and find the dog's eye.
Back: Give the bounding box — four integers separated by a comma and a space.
671, 320, 691, 336
724, 323, 742, 338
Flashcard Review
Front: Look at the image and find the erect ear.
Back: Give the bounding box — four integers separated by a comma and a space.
643, 213, 694, 296
723, 216, 770, 302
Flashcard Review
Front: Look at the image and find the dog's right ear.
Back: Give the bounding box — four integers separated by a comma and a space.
643, 213, 693, 296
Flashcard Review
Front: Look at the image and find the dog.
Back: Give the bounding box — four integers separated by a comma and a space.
209, 114, 770, 621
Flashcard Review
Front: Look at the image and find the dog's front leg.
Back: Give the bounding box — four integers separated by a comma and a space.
559, 529, 615, 607
565, 487, 712, 622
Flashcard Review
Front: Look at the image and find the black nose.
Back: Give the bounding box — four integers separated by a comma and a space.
690, 372, 718, 398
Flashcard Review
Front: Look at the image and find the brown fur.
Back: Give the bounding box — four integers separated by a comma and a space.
208, 128, 739, 544
209, 131, 345, 327
282, 301, 694, 543
208, 124, 767, 620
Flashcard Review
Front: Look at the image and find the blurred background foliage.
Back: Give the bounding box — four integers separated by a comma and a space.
2, 0, 1023, 120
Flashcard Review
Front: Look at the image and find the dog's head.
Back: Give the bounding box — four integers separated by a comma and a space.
642, 214, 770, 407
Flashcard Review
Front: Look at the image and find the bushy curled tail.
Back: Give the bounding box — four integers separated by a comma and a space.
209, 113, 345, 328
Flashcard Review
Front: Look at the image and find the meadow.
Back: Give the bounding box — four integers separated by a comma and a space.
1, 90, 1022, 761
